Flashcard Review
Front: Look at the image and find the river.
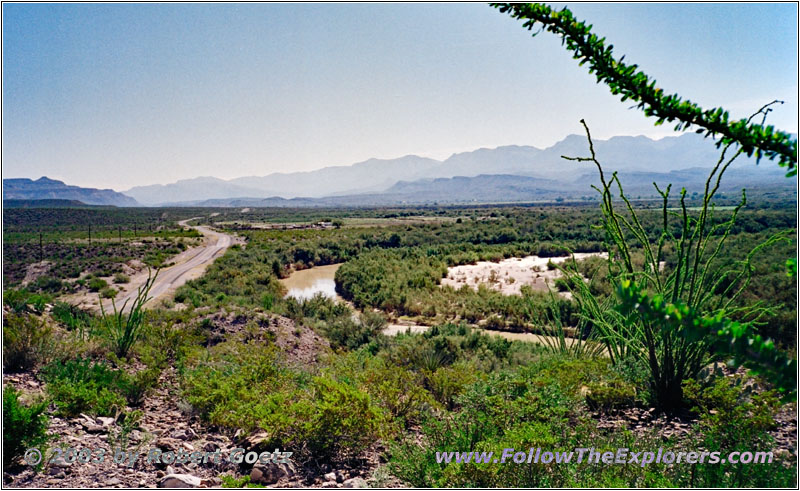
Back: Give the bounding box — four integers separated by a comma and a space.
279, 262, 585, 347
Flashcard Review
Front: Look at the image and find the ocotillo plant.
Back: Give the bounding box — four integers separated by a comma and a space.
99, 268, 159, 358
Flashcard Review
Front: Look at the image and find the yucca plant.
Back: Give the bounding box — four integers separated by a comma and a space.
99, 268, 159, 358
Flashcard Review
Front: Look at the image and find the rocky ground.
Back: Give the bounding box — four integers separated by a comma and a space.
4, 309, 796, 488
3, 312, 396, 489
591, 366, 798, 464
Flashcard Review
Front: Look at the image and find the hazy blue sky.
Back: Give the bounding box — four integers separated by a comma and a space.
3, 3, 797, 190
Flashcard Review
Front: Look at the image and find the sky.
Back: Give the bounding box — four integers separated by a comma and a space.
2, 2, 797, 190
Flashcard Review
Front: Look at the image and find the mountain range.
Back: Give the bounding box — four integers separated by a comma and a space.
3, 177, 138, 206
4, 133, 795, 208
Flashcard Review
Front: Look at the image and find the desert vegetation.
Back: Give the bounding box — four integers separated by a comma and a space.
3, 3, 797, 488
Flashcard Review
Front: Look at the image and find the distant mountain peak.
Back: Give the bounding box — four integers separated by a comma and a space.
123, 131, 775, 206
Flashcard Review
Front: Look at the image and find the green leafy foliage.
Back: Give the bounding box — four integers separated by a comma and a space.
88, 278, 108, 292
552, 118, 794, 409
181, 339, 387, 463
323, 311, 387, 351
3, 313, 59, 372
682, 376, 790, 487
618, 280, 797, 400
3, 388, 51, 468
40, 358, 155, 417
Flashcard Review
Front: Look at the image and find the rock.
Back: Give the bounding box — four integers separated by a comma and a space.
157, 438, 183, 452
97, 417, 116, 427
342, 477, 368, 488
172, 428, 197, 441
239, 430, 270, 451
321, 482, 338, 489
250, 462, 296, 485
159, 474, 202, 488
85, 424, 105, 434
335, 471, 344, 483
49, 459, 72, 469
324, 472, 337, 482
156, 471, 165, 478
107, 477, 122, 486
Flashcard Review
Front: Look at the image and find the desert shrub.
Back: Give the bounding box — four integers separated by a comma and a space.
220, 475, 263, 488
3, 313, 58, 372
88, 277, 108, 292
3, 289, 34, 313
29, 275, 64, 294
100, 286, 118, 299
323, 311, 387, 351
3, 388, 50, 468
52, 301, 92, 330
261, 293, 274, 311
182, 340, 386, 463
304, 376, 388, 459
40, 358, 134, 417
124, 367, 161, 406
341, 354, 435, 425
425, 362, 480, 410
682, 375, 789, 487
584, 380, 636, 411
3, 289, 51, 314
113, 273, 130, 284
683, 375, 779, 449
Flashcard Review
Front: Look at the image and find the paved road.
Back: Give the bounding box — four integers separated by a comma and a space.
104, 218, 233, 311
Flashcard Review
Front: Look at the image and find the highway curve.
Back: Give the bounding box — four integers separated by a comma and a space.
102, 218, 234, 312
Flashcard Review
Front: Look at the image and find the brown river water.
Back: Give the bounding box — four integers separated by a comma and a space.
278, 261, 580, 347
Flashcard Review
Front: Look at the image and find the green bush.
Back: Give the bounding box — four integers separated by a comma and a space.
99, 287, 118, 299
584, 380, 636, 411
3, 289, 52, 314
304, 376, 388, 459
182, 340, 387, 463
113, 273, 130, 284
682, 375, 788, 487
683, 375, 779, 449
40, 358, 139, 417
3, 388, 50, 468
323, 312, 387, 351
124, 367, 161, 406
46, 379, 127, 418
88, 278, 108, 292
261, 293, 274, 311
356, 356, 435, 425
29, 276, 64, 294
3, 313, 58, 372
425, 363, 479, 411
52, 301, 92, 331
